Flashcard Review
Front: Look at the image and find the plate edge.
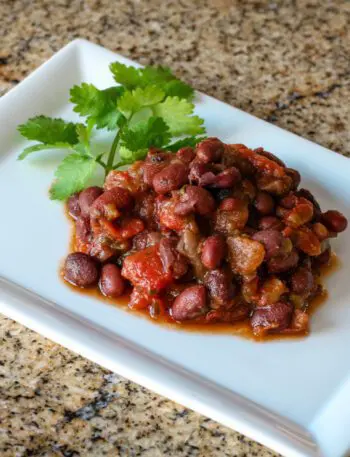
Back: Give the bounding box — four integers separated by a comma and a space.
0, 276, 322, 457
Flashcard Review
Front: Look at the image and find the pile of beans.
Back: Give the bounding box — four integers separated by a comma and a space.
64, 138, 348, 338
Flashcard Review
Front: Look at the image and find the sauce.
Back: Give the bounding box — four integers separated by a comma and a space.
64, 209, 340, 342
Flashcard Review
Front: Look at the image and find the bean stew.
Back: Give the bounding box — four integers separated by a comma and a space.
63, 138, 348, 339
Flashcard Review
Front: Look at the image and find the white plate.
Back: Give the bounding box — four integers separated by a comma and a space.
1, 39, 349, 457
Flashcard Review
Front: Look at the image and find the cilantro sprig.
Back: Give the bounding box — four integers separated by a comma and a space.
17, 63, 206, 200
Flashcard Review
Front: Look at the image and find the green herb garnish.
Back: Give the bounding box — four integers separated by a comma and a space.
17, 63, 206, 200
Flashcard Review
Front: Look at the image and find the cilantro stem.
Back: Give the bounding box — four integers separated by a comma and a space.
96, 156, 107, 169
106, 130, 121, 173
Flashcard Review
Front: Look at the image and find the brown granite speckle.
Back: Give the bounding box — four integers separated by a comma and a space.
1, 1, 349, 456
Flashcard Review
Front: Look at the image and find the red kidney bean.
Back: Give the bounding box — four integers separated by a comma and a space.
153, 162, 188, 194
99, 264, 125, 298
171, 285, 207, 321
91, 233, 124, 262
189, 163, 241, 189
321, 210, 348, 233
133, 192, 156, 229
159, 238, 188, 279
174, 186, 215, 216
64, 252, 99, 287
252, 230, 286, 259
132, 231, 162, 251
90, 187, 133, 220
204, 269, 235, 308
268, 250, 299, 273
67, 193, 81, 219
75, 216, 91, 246
255, 148, 286, 167
176, 147, 195, 163
201, 235, 226, 269
79, 186, 103, 217
314, 247, 331, 266
211, 167, 241, 188
219, 197, 243, 211
291, 266, 314, 295
195, 137, 224, 163
251, 301, 293, 336
285, 168, 301, 189
254, 192, 275, 215
189, 162, 210, 184
199, 171, 219, 186
143, 151, 172, 186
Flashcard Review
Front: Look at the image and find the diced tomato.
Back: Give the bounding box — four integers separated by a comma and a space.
122, 244, 173, 292
129, 288, 150, 310
232, 144, 285, 177
119, 218, 145, 239
104, 163, 144, 194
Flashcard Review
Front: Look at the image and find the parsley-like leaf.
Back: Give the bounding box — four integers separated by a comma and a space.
165, 136, 207, 152
120, 116, 170, 152
49, 154, 96, 200
117, 86, 165, 118
70, 84, 124, 131
110, 63, 194, 100
153, 97, 205, 136
18, 116, 79, 145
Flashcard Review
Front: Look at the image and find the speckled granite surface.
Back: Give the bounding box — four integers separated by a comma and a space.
0, 1, 349, 456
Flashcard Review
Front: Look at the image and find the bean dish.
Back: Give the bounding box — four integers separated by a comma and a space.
63, 138, 348, 339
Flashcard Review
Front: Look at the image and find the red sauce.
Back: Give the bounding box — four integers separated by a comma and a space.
63, 209, 339, 342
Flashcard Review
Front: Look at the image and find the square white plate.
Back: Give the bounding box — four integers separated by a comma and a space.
1, 39, 349, 457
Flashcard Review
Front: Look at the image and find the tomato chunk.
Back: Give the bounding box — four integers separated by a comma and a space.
122, 244, 173, 292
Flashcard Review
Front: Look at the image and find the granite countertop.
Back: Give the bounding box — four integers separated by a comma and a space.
0, 1, 349, 456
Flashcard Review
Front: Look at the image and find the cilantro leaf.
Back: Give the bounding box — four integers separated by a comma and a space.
109, 62, 142, 88
70, 84, 124, 131
18, 116, 79, 145
120, 116, 171, 152
165, 136, 207, 152
163, 80, 194, 100
18, 143, 75, 160
117, 86, 165, 118
153, 97, 205, 136
140, 66, 174, 85
49, 154, 96, 200
110, 63, 194, 100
